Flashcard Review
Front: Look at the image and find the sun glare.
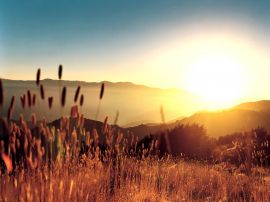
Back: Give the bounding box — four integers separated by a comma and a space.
185, 55, 245, 109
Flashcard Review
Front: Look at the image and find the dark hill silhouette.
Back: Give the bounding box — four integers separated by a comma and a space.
49, 117, 164, 143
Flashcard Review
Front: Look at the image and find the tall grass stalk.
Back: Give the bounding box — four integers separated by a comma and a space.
58, 65, 63, 117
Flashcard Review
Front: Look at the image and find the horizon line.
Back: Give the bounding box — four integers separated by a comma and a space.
0, 77, 187, 92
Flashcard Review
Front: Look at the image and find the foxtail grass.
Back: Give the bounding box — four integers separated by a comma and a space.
61, 86, 67, 107
40, 85, 45, 100
74, 86, 81, 103
48, 96, 53, 109
32, 94, 36, 107
79, 94, 84, 107
20, 94, 26, 109
27, 90, 32, 108
58, 64, 63, 80
36, 68, 41, 86
7, 96, 15, 120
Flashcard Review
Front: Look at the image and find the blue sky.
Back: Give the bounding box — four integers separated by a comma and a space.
1, 0, 270, 90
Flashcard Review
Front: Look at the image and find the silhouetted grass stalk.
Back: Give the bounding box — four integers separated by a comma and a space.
58, 65, 63, 117
36, 68, 41, 119
79, 94, 84, 114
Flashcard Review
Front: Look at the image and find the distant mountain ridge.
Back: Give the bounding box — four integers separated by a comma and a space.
1, 78, 183, 92
1, 78, 196, 125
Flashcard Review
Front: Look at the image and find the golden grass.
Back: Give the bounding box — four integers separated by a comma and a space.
0, 157, 269, 201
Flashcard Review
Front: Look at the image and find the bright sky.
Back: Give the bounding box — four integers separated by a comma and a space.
1, 0, 270, 107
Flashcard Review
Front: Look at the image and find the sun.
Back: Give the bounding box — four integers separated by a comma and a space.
185, 54, 246, 109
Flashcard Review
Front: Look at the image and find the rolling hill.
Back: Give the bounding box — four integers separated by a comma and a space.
50, 100, 270, 140
179, 101, 270, 137
233, 100, 270, 113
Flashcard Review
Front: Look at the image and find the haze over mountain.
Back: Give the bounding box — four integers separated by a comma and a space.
233, 100, 270, 113
3, 79, 270, 138
1, 78, 200, 126
47, 99, 270, 139
132, 100, 270, 138
179, 100, 270, 137
53, 99, 270, 140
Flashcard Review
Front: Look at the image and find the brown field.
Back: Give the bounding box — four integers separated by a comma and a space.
1, 156, 270, 201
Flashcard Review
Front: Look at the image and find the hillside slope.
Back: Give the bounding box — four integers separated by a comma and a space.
179, 108, 270, 137
233, 100, 270, 113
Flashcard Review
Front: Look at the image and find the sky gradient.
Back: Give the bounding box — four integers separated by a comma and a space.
1, 0, 270, 101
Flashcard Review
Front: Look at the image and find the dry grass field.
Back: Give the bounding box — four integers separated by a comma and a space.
1, 156, 270, 201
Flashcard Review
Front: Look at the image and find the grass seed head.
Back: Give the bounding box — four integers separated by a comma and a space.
27, 90, 32, 108
40, 84, 45, 100
79, 94, 84, 107
48, 96, 53, 109
9, 95, 15, 110
32, 94, 36, 106
74, 86, 81, 103
36, 68, 41, 86
7, 96, 15, 120
99, 83, 105, 100
20, 94, 26, 109
7, 107, 13, 120
58, 64, 63, 80
61, 86, 67, 107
